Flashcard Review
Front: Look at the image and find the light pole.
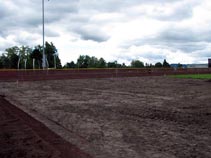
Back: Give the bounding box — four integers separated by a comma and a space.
17, 50, 21, 70
42, 0, 47, 69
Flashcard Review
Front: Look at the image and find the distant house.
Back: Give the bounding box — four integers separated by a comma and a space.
171, 63, 208, 69
186, 64, 208, 68
171, 59, 210, 69
170, 64, 187, 69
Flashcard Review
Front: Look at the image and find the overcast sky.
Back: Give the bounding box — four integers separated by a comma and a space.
1, 0, 211, 65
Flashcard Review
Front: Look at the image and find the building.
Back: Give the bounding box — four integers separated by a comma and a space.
186, 64, 208, 68
170, 64, 187, 69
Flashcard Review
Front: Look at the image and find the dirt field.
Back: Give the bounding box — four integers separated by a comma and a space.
0, 76, 211, 158
0, 96, 91, 158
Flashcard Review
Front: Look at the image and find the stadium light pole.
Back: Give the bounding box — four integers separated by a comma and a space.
42, 0, 45, 69
42, 0, 49, 69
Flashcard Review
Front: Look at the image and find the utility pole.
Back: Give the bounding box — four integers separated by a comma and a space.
42, 0, 47, 69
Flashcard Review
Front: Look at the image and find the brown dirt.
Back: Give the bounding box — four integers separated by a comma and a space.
0, 96, 91, 158
0, 76, 211, 158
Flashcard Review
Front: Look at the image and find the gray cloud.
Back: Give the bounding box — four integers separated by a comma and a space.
45, 0, 79, 23
0, 0, 79, 47
0, 0, 210, 65
0, 6, 10, 19
114, 47, 167, 65
124, 1, 198, 22
73, 26, 110, 42
152, 4, 193, 21
79, 0, 184, 13
157, 27, 211, 53
123, 23, 211, 53
160, 29, 197, 43
45, 29, 60, 37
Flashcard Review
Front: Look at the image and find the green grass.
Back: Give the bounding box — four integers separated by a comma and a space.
170, 74, 211, 79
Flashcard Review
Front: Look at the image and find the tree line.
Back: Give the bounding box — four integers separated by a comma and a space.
0, 42, 62, 69
64, 55, 171, 69
0, 42, 171, 69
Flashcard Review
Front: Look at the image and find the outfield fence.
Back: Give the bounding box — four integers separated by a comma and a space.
0, 68, 211, 81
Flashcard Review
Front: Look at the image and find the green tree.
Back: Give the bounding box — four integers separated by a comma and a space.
0, 57, 2, 68
87, 56, 98, 68
178, 63, 183, 68
0, 42, 61, 69
155, 62, 163, 68
0, 54, 10, 68
107, 61, 117, 68
0, 46, 27, 69
40, 42, 62, 69
97, 58, 106, 68
76, 55, 90, 68
121, 63, 127, 68
10, 53, 19, 69
54, 55, 62, 69
5, 46, 19, 69
131, 60, 144, 68
45, 42, 57, 68
68, 56, 107, 68
18, 46, 33, 69
163, 59, 170, 68
64, 61, 76, 68
30, 48, 42, 69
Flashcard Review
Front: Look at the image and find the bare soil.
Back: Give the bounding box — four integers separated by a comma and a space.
0, 96, 91, 158
0, 76, 211, 158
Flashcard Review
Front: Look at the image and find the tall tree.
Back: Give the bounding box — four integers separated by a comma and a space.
121, 63, 127, 68
54, 55, 62, 69
43, 42, 62, 68
63, 61, 76, 68
5, 46, 19, 69
177, 63, 183, 68
155, 62, 163, 68
30, 48, 42, 69
0, 54, 10, 68
45, 42, 56, 68
67, 56, 107, 68
88, 56, 98, 68
97, 58, 106, 68
19, 46, 33, 69
107, 61, 117, 68
163, 59, 170, 68
131, 60, 144, 68
77, 55, 90, 68
0, 57, 2, 68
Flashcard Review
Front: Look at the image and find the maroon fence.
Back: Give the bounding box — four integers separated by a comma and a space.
0, 68, 211, 81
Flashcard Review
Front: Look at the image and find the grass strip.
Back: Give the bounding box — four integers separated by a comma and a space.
170, 74, 211, 79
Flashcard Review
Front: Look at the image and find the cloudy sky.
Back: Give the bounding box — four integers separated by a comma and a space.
1, 0, 211, 65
